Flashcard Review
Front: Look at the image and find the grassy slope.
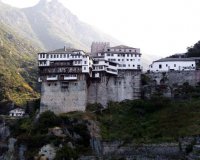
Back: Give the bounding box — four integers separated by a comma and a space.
0, 23, 40, 105
88, 99, 200, 143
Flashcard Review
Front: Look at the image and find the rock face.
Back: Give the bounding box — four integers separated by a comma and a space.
147, 71, 200, 86
87, 120, 102, 155
143, 70, 200, 99
38, 144, 56, 160
0, 120, 10, 141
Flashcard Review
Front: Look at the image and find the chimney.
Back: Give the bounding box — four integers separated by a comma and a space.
64, 46, 66, 51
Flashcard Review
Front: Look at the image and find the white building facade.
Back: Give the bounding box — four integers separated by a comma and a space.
149, 58, 196, 72
97, 45, 141, 70
38, 44, 142, 114
9, 108, 25, 117
38, 48, 93, 82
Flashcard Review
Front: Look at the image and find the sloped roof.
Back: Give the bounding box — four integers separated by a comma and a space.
154, 58, 195, 62
110, 45, 136, 49
9, 108, 25, 113
47, 48, 82, 53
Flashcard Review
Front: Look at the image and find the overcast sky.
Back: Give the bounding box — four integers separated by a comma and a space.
2, 0, 200, 57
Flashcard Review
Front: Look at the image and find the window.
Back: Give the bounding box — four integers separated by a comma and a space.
51, 55, 53, 58
111, 54, 114, 56
57, 54, 59, 58
133, 65, 135, 67
130, 59, 133, 61
64, 54, 66, 58
43, 54, 45, 58
166, 64, 168, 67
128, 64, 130, 67
192, 64, 194, 66
127, 54, 129, 57
174, 64, 176, 67
40, 54, 42, 58
127, 59, 129, 61
107, 53, 110, 56
129, 50, 132, 52
118, 54, 120, 57
84, 61, 87, 64
123, 64, 126, 67
60, 54, 62, 58
122, 59, 124, 61
135, 54, 137, 57
118, 59, 120, 61
107, 49, 110, 51
54, 55, 56, 58
159, 64, 162, 69
84, 67, 86, 70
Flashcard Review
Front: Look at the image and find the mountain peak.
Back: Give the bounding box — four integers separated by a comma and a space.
37, 0, 48, 6
34, 0, 64, 10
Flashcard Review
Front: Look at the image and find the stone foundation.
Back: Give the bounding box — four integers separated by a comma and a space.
40, 80, 87, 114
88, 70, 141, 107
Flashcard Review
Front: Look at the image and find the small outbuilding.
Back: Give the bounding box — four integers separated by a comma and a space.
149, 58, 196, 72
9, 108, 25, 117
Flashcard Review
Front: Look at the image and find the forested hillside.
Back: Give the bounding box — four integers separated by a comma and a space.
0, 23, 39, 105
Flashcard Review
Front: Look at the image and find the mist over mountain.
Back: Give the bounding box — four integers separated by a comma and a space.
0, 0, 120, 51
23, 0, 122, 51
0, 0, 158, 104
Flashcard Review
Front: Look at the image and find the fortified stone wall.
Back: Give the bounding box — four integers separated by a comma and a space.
40, 80, 87, 114
87, 71, 141, 106
40, 71, 141, 114
147, 70, 200, 86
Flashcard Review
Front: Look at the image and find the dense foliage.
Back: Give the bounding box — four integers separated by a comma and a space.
10, 111, 91, 159
0, 23, 40, 105
186, 41, 200, 57
96, 99, 200, 143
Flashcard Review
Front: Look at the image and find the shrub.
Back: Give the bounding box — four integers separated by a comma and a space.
35, 111, 62, 133
55, 145, 78, 160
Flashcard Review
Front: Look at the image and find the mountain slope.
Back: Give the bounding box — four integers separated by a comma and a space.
22, 0, 120, 51
0, 23, 39, 105
0, 1, 44, 49
0, 0, 156, 69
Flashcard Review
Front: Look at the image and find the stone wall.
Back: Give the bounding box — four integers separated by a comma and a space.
87, 70, 141, 107
40, 80, 87, 114
147, 70, 200, 86
101, 141, 183, 159
40, 70, 141, 114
